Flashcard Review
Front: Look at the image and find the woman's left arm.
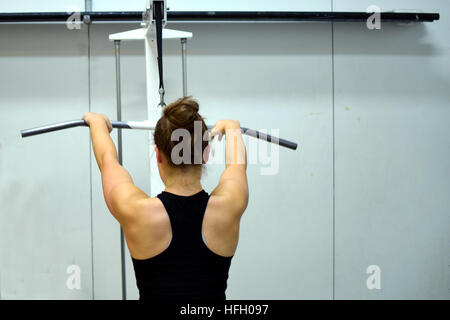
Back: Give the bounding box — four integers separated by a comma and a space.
83, 112, 149, 225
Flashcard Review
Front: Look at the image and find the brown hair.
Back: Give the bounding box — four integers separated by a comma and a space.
153, 97, 208, 167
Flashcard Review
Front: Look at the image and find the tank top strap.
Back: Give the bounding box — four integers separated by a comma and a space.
156, 189, 210, 248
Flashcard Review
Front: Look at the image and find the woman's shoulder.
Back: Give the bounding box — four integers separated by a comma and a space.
133, 196, 168, 225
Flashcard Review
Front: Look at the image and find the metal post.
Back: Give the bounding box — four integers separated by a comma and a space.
181, 38, 187, 96
84, 0, 92, 12
114, 40, 127, 301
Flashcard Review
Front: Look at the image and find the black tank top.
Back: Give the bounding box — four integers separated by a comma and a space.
131, 189, 233, 301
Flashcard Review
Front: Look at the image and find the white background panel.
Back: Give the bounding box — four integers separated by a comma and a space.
170, 23, 334, 299
0, 0, 85, 13
333, 0, 443, 12
86, 21, 334, 299
0, 24, 92, 299
333, 0, 450, 299
0, 0, 448, 300
92, 0, 332, 12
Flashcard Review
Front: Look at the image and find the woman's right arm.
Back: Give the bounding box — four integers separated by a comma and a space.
210, 120, 249, 219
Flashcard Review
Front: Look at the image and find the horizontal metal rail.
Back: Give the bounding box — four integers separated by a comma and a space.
21, 119, 298, 150
0, 11, 439, 24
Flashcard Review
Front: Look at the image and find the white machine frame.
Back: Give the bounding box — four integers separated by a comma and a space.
109, 0, 192, 299
109, 0, 192, 197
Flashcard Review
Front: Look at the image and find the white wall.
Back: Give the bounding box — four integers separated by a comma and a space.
0, 0, 332, 13
333, 0, 450, 299
92, 0, 331, 12
0, 0, 448, 300
0, 0, 85, 12
0, 24, 92, 299
86, 21, 334, 300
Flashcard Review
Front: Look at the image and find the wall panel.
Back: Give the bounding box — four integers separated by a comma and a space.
333, 0, 450, 299
0, 24, 92, 299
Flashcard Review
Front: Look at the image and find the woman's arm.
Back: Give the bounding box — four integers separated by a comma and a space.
83, 113, 114, 170
210, 120, 249, 218
83, 112, 149, 225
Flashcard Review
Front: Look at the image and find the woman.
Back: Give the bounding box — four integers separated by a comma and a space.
83, 97, 248, 300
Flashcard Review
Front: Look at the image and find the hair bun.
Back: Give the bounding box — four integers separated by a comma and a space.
163, 96, 200, 127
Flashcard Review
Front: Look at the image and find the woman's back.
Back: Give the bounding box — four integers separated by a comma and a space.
131, 190, 232, 301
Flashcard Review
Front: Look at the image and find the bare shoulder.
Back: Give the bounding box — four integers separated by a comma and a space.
202, 194, 243, 257
124, 196, 172, 260
203, 194, 243, 231
124, 196, 170, 237
134, 196, 169, 225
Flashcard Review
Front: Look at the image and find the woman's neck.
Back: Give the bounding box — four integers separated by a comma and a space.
163, 167, 203, 196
